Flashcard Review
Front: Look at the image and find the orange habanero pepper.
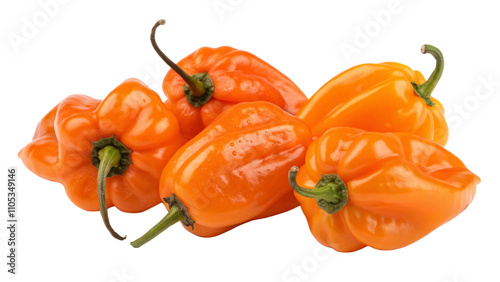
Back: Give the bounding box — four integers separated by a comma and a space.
297, 44, 448, 146
288, 127, 479, 252
131, 101, 312, 247
19, 79, 186, 240
151, 20, 308, 139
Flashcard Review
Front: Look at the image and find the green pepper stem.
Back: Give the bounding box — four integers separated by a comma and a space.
130, 205, 184, 248
150, 19, 206, 97
97, 146, 126, 240
288, 166, 348, 214
411, 44, 444, 107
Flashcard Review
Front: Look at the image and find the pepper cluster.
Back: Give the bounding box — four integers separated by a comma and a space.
19, 20, 479, 251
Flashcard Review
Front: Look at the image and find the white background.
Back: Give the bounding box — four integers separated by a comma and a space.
1, 1, 499, 281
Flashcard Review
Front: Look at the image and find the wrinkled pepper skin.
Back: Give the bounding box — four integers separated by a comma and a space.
19, 78, 185, 213
297, 46, 448, 146
130, 101, 312, 247
163, 101, 312, 236
291, 127, 479, 252
162, 46, 308, 139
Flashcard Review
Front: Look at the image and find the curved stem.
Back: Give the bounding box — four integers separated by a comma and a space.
97, 146, 126, 240
288, 166, 348, 214
411, 44, 444, 107
150, 19, 206, 97
130, 205, 184, 248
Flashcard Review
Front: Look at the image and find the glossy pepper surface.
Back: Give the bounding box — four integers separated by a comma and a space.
131, 101, 312, 247
289, 127, 479, 252
150, 20, 308, 139
297, 45, 448, 146
19, 79, 185, 240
